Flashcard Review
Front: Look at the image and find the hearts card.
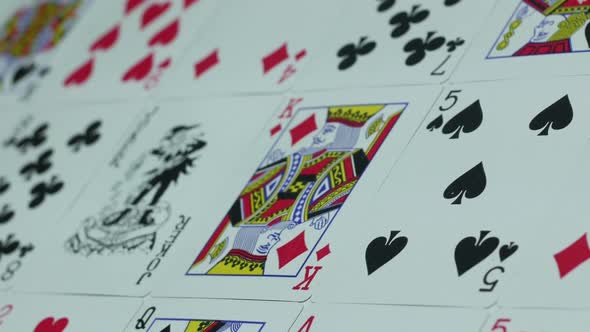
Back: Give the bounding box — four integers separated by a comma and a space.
0, 292, 141, 332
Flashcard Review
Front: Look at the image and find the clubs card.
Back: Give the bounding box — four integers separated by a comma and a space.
292, 0, 496, 91
126, 298, 302, 332
289, 302, 487, 332
0, 292, 141, 332
0, 0, 94, 100
149, 85, 442, 302
31, 0, 219, 102
0, 101, 141, 289
453, 0, 590, 82
482, 308, 590, 332
11, 95, 285, 296
312, 77, 590, 307
156, 0, 337, 98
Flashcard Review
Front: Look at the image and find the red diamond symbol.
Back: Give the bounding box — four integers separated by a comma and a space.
316, 244, 331, 262
194, 49, 219, 79
277, 231, 308, 269
289, 114, 317, 146
262, 43, 289, 74
270, 123, 282, 137
554, 233, 590, 279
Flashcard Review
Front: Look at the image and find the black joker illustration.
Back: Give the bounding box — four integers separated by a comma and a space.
66, 125, 206, 255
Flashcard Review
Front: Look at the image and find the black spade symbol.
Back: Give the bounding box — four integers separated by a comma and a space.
365, 230, 408, 275
529, 95, 573, 136
499, 242, 518, 262
454, 230, 499, 276
442, 100, 483, 139
426, 114, 443, 131
444, 162, 486, 205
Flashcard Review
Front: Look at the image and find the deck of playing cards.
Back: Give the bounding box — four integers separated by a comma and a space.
2, 0, 590, 331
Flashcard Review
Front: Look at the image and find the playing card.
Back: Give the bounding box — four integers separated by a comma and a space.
497, 144, 590, 308
0, 101, 142, 289
312, 77, 590, 307
292, 0, 496, 91
11, 95, 285, 296
149, 85, 442, 302
125, 298, 302, 332
0, 292, 141, 332
31, 0, 219, 102
482, 308, 590, 332
289, 302, 487, 332
453, 0, 590, 82
0, 0, 94, 100
156, 0, 334, 98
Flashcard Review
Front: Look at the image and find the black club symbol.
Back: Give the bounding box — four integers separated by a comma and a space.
0, 177, 9, 195
337, 36, 377, 71
444, 0, 461, 6
389, 5, 429, 38
403, 31, 446, 66
0, 204, 14, 224
446, 37, 465, 52
377, 0, 396, 12
29, 175, 64, 209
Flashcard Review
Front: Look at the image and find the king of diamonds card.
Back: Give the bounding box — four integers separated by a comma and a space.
187, 104, 404, 277
152, 86, 441, 301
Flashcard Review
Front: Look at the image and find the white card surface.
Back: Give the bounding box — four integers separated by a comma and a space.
482, 308, 590, 332
289, 302, 488, 332
313, 78, 590, 307
126, 298, 303, 332
0, 101, 141, 289
0, 0, 94, 100
293, 0, 496, 91
453, 0, 590, 83
156, 0, 333, 98
31, 0, 219, 102
11, 95, 284, 296
0, 292, 141, 332
498, 143, 590, 308
151, 85, 442, 302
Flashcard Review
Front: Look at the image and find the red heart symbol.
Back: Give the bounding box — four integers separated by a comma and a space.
63, 58, 94, 86
147, 19, 179, 48
89, 25, 120, 52
125, 0, 145, 15
122, 53, 154, 82
34, 317, 69, 332
184, 0, 199, 9
141, 2, 171, 29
